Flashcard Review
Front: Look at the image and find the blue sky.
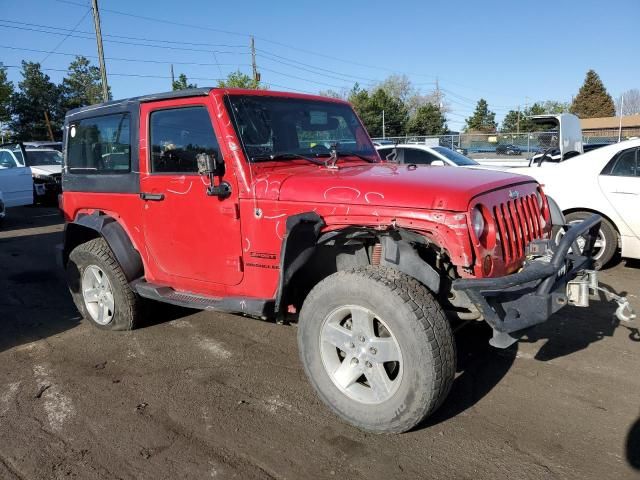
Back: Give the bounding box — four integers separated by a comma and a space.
1, 0, 638, 130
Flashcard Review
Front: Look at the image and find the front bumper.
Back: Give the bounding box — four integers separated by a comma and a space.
452, 214, 602, 348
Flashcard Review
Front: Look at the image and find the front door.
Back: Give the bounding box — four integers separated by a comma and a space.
598, 147, 640, 237
0, 143, 34, 207
140, 102, 243, 287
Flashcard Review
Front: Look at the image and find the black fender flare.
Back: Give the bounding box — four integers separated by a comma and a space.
63, 212, 144, 282
274, 212, 325, 313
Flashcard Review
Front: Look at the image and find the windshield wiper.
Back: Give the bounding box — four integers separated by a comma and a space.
251, 152, 325, 166
314, 150, 376, 164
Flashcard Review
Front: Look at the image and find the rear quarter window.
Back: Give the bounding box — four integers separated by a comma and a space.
67, 113, 131, 174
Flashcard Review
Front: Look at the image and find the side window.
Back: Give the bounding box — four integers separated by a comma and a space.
403, 148, 438, 165
377, 147, 397, 162
150, 106, 219, 174
602, 149, 638, 177
67, 113, 131, 173
0, 151, 18, 169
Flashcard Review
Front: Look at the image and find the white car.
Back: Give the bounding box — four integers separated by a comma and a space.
24, 148, 63, 201
508, 139, 640, 266
0, 143, 34, 209
376, 144, 479, 167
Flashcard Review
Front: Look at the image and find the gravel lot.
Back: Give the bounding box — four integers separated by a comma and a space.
1, 206, 639, 480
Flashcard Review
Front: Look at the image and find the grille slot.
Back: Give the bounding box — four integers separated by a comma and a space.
493, 194, 543, 263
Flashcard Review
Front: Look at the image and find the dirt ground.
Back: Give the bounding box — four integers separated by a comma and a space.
0, 206, 639, 480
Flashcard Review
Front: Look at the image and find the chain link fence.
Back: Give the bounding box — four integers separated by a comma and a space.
372, 132, 635, 158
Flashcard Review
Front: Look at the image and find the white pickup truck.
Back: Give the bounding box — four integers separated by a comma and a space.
0, 143, 35, 217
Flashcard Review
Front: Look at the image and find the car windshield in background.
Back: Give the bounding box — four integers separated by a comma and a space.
25, 150, 63, 166
432, 146, 478, 166
225, 95, 378, 162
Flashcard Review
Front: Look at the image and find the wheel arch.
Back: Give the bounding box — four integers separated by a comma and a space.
563, 207, 620, 235
274, 212, 442, 315
63, 212, 144, 282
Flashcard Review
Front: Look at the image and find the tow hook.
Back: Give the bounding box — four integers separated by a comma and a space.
567, 270, 636, 322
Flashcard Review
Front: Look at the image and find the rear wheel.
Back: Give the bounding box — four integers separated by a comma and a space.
298, 266, 456, 433
67, 238, 143, 330
554, 211, 618, 268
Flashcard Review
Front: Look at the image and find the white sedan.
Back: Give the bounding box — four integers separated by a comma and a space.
376, 144, 479, 167
509, 139, 640, 266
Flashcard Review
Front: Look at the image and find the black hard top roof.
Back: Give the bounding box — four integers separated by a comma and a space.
65, 87, 214, 119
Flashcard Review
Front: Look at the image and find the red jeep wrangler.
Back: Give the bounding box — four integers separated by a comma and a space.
61, 88, 601, 433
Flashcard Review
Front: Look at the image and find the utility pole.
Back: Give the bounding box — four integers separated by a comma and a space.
618, 95, 624, 143
170, 64, 175, 89
382, 109, 385, 139
91, 0, 109, 102
44, 111, 54, 141
250, 36, 260, 87
516, 105, 520, 134
435, 77, 442, 109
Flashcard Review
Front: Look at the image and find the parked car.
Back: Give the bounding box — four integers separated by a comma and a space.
376, 144, 479, 166
23, 141, 63, 152
24, 148, 63, 202
495, 144, 522, 155
372, 139, 394, 147
61, 87, 601, 433
0, 191, 5, 222
0, 143, 34, 208
506, 139, 640, 266
529, 142, 611, 165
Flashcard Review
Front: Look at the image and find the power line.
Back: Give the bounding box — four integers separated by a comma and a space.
40, 8, 91, 64
0, 18, 247, 49
0, 22, 248, 55
0, 44, 252, 68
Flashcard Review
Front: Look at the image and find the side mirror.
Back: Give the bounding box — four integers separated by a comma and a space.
197, 151, 224, 176
431, 160, 445, 167
196, 151, 231, 198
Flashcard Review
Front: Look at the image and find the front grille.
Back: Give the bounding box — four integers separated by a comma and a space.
493, 193, 544, 263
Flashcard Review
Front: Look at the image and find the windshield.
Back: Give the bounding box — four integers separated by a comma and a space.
225, 95, 378, 162
432, 146, 478, 166
25, 149, 63, 166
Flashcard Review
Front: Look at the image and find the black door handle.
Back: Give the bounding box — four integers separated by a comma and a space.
139, 192, 165, 201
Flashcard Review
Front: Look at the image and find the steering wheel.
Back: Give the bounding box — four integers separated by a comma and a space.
528, 147, 554, 167
309, 143, 330, 154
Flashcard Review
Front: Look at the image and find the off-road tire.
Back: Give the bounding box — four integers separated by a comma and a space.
298, 266, 456, 433
67, 237, 142, 330
554, 211, 618, 269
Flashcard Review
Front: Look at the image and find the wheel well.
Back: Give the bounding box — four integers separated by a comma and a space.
281, 227, 452, 315
563, 208, 620, 234
63, 213, 144, 282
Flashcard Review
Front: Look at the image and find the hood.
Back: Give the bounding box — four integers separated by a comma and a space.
30, 165, 62, 175
266, 163, 537, 211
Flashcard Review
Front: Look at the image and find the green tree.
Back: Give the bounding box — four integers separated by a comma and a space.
406, 103, 447, 135
465, 98, 497, 133
172, 73, 197, 91
500, 103, 547, 132
540, 100, 570, 115
350, 86, 408, 137
61, 56, 108, 111
0, 66, 14, 124
216, 70, 264, 89
570, 70, 615, 118
10, 61, 63, 141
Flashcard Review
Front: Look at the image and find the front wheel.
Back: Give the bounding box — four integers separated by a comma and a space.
298, 266, 456, 433
553, 211, 618, 268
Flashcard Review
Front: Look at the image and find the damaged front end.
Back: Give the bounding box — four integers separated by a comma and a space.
452, 214, 635, 348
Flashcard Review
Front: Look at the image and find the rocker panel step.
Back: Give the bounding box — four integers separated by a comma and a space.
134, 281, 273, 318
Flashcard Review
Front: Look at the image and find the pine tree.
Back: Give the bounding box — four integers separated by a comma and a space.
465, 99, 497, 133
570, 70, 615, 118
0, 66, 14, 123
61, 56, 108, 111
406, 103, 447, 135
172, 73, 198, 90
10, 61, 63, 141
